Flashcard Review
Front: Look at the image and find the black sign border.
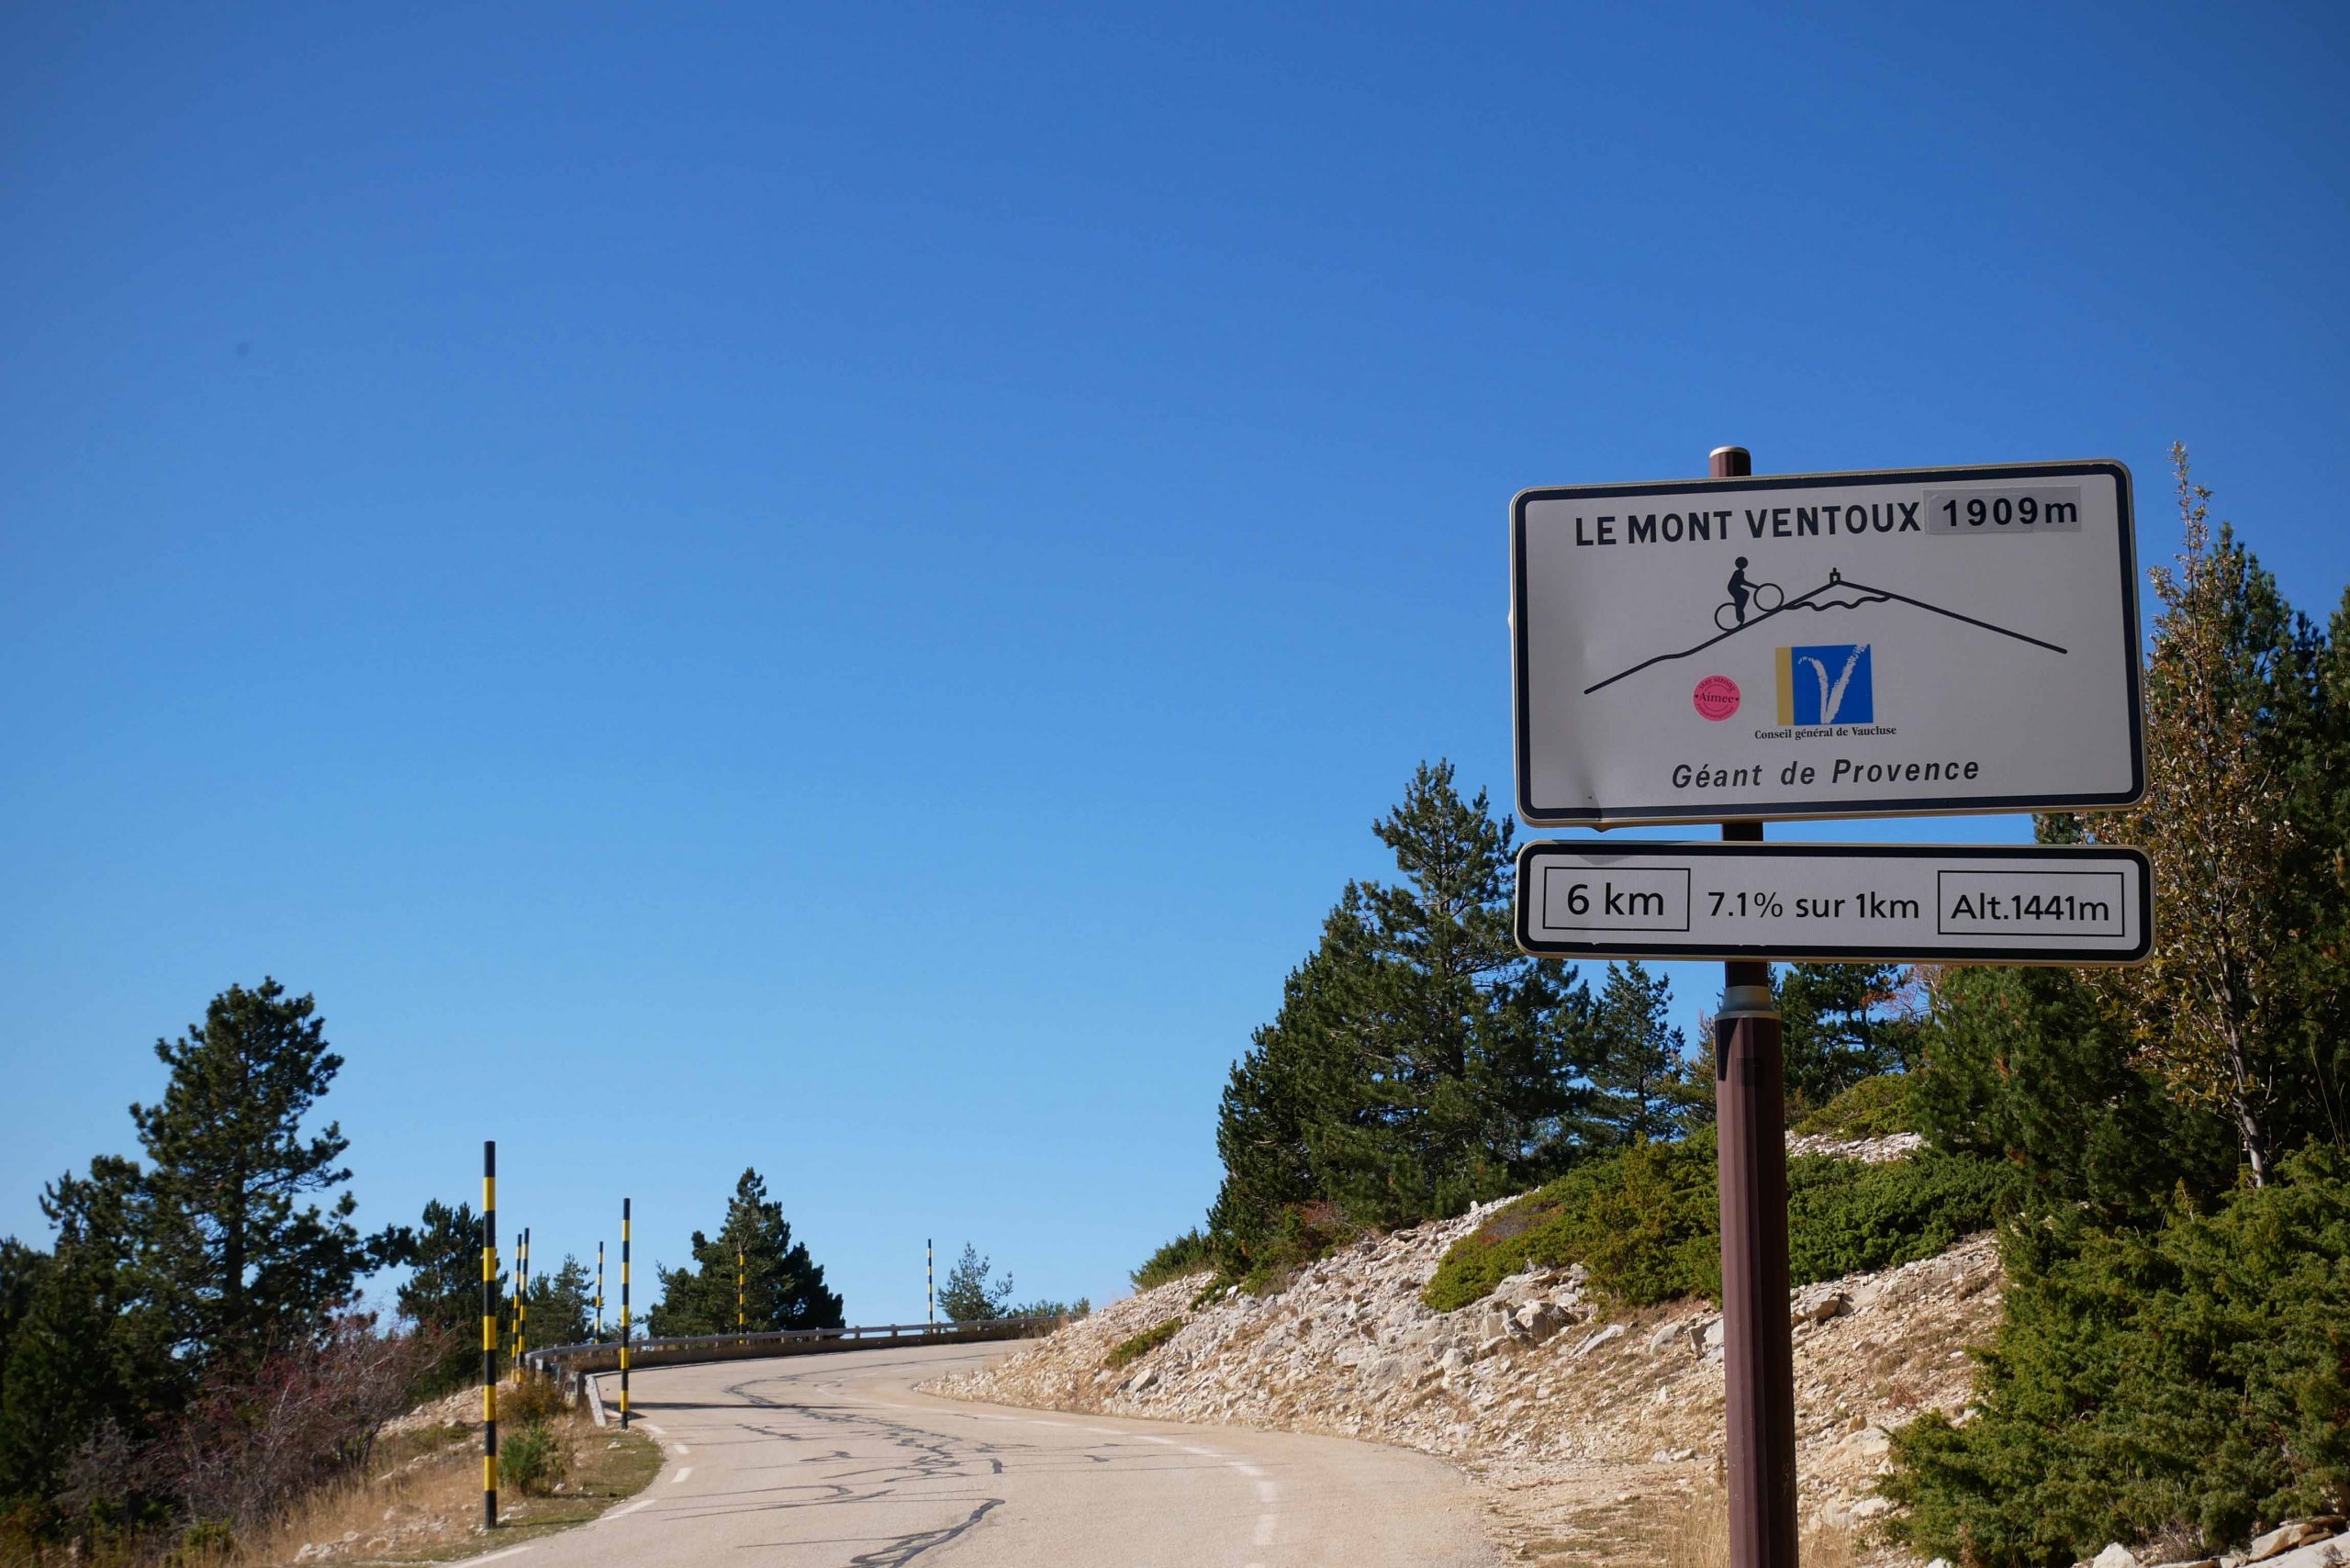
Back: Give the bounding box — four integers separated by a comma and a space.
1512, 841, 2154, 965
1510, 459, 2145, 827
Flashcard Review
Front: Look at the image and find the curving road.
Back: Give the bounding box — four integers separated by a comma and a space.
521, 1341, 1496, 1568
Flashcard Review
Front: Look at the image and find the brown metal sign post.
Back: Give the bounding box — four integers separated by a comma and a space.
1708, 443, 1799, 1567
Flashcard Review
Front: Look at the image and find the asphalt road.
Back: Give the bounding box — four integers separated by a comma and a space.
518, 1341, 1496, 1568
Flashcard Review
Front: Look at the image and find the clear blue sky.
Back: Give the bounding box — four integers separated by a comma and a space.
6, 4, 2347, 1323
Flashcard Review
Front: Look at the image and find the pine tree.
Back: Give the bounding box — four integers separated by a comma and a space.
385, 1200, 502, 1396
1911, 966, 2234, 1222
0, 1159, 179, 1502
935, 1244, 1012, 1323
646, 1170, 842, 1335
1586, 962, 1693, 1146
129, 980, 367, 1361
1777, 963, 1924, 1116
526, 1257, 593, 1348
1206, 903, 1374, 1261
1209, 762, 1600, 1255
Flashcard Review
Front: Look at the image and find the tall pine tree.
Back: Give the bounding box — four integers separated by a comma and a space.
129, 980, 367, 1363
1210, 763, 1599, 1252
1586, 961, 1694, 1145
647, 1170, 842, 1335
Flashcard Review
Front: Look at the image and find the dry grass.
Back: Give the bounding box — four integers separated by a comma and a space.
1660, 1482, 1860, 1568
230, 1411, 660, 1567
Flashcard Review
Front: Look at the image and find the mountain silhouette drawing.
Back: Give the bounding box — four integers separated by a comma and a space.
1582, 568, 2066, 695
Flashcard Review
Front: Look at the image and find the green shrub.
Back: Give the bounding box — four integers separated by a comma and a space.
1423, 1133, 1718, 1312
1131, 1228, 1217, 1291
498, 1420, 569, 1495
1221, 1200, 1360, 1298
1885, 1145, 2350, 1566
500, 1372, 571, 1425
1104, 1317, 1185, 1371
1424, 1134, 2014, 1314
1792, 1072, 1917, 1138
1787, 1149, 2018, 1282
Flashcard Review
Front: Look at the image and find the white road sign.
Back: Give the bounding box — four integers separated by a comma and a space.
1511, 461, 2143, 825
1515, 842, 2151, 964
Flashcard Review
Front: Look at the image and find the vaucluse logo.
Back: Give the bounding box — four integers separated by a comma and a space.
1776, 643, 1874, 724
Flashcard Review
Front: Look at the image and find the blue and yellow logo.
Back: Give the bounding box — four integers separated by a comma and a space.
1775, 644, 1874, 724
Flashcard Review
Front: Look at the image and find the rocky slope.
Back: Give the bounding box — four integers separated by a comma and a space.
929, 1155, 1999, 1564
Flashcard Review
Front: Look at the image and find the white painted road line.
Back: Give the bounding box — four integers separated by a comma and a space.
599, 1497, 654, 1524
668, 1466, 693, 1485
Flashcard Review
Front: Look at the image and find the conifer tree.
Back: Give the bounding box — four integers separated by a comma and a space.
1586, 962, 1693, 1145
129, 980, 366, 1361
525, 1256, 593, 1347
647, 1169, 842, 1335
1209, 762, 1599, 1254
1777, 963, 1923, 1116
1206, 904, 1373, 1259
935, 1243, 1013, 1323
0, 1159, 178, 1502
385, 1200, 501, 1395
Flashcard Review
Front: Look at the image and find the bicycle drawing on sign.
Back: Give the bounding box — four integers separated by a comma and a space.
1715, 557, 1785, 631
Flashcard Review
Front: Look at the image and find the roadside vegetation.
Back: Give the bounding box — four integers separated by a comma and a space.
1140, 450, 2350, 1563
1102, 1318, 1184, 1371
0, 981, 824, 1566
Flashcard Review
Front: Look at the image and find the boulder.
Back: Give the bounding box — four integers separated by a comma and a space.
1573, 1323, 1627, 1358
2250, 1525, 2347, 1566
1648, 1317, 1692, 1353
2251, 1538, 2349, 1568
1513, 1300, 1569, 1344
2091, 1544, 2142, 1568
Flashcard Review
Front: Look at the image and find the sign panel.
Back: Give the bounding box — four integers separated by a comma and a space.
1511, 461, 2143, 825
1515, 842, 2152, 964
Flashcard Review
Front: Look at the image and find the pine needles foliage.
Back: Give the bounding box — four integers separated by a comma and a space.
1884, 1145, 2350, 1565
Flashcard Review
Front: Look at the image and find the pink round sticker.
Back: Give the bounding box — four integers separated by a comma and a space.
1693, 675, 1740, 721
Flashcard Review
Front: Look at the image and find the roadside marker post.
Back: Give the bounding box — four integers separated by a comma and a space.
517, 1227, 529, 1376
927, 1238, 934, 1327
1508, 442, 2151, 1568
620, 1199, 632, 1429
596, 1240, 605, 1341
738, 1247, 746, 1343
481, 1141, 498, 1531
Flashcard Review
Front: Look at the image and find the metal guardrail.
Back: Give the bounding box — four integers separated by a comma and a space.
521, 1316, 1063, 1383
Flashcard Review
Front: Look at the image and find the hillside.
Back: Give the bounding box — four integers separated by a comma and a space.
928, 1154, 1998, 1564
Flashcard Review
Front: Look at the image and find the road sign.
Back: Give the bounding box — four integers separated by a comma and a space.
1511, 460, 2143, 826
1515, 841, 2151, 964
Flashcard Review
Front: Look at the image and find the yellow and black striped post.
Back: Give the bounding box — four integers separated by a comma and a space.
596, 1240, 605, 1341
517, 1226, 530, 1375
927, 1238, 934, 1327
736, 1246, 745, 1343
482, 1141, 498, 1530
619, 1198, 632, 1429
509, 1234, 524, 1383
